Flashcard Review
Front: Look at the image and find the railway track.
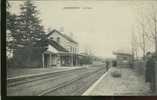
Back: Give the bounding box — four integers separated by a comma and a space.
38, 66, 106, 96
7, 67, 86, 87
7, 64, 106, 96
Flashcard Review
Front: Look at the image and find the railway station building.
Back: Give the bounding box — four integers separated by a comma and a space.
42, 29, 80, 68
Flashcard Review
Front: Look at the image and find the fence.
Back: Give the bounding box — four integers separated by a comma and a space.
133, 60, 145, 76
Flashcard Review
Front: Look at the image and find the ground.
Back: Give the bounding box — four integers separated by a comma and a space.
7, 65, 156, 96
7, 66, 106, 96
83, 67, 152, 96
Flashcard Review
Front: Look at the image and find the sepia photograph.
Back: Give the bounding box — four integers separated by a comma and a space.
6, 0, 157, 96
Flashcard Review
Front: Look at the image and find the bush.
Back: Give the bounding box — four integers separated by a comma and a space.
111, 70, 121, 78
7, 58, 17, 68
13, 47, 43, 68
79, 56, 93, 65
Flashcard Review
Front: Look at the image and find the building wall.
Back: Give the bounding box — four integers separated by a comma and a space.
47, 45, 58, 53
48, 31, 79, 54
45, 31, 80, 67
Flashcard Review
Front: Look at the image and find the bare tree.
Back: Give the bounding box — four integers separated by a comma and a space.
136, 4, 157, 58
149, 5, 157, 54
136, 15, 147, 59
131, 28, 138, 60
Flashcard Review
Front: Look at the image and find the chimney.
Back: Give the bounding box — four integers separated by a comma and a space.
60, 27, 64, 33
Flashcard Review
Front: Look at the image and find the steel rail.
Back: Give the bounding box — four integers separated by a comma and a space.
7, 67, 86, 87
38, 66, 106, 96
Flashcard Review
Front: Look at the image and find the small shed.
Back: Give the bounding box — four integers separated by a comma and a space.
113, 50, 133, 68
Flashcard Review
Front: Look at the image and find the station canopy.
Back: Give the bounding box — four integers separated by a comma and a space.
113, 49, 132, 56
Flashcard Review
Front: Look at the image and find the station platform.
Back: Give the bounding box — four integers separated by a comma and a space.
83, 67, 150, 96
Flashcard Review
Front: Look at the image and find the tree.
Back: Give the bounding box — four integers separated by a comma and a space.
148, 6, 157, 54
131, 28, 138, 60
17, 0, 46, 48
6, 0, 18, 58
135, 3, 157, 58
7, 0, 48, 67
138, 17, 147, 60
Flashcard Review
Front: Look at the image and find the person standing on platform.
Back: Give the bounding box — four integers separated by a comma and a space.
105, 61, 109, 71
112, 60, 117, 67
145, 52, 156, 93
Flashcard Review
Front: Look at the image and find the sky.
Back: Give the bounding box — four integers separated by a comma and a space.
8, 0, 157, 58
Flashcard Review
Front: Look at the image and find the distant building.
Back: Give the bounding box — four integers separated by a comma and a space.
113, 50, 133, 68
42, 29, 80, 67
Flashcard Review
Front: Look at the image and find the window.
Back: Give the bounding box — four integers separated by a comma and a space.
68, 47, 71, 52
74, 48, 76, 53
123, 57, 127, 60
70, 47, 73, 52
75, 48, 77, 53
50, 37, 53, 40
73, 48, 75, 53
57, 37, 60, 43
